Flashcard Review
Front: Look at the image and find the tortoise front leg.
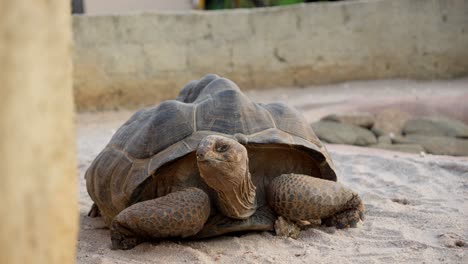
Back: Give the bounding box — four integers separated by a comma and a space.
267, 174, 364, 229
110, 187, 210, 250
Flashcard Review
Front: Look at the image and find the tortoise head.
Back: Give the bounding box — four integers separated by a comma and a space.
196, 135, 256, 219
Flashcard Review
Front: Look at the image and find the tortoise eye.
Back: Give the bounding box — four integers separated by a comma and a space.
215, 143, 229, 153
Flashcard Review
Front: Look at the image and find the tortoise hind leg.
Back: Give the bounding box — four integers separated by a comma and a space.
111, 187, 210, 250
87, 203, 101, 217
267, 174, 364, 229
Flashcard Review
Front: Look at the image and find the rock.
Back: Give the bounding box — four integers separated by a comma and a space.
391, 198, 410, 205
275, 216, 300, 239
372, 109, 411, 135
371, 126, 385, 137
391, 134, 414, 144
311, 121, 377, 146
403, 116, 468, 138
377, 135, 392, 144
370, 143, 425, 154
438, 233, 467, 248
404, 135, 468, 156
321, 113, 374, 128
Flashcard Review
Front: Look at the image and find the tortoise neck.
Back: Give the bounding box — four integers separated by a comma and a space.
197, 147, 257, 220
217, 169, 256, 220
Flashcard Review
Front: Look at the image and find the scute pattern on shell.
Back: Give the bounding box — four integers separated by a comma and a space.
195, 88, 274, 135
113, 100, 194, 159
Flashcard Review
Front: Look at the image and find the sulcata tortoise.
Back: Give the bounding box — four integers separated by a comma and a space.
85, 74, 365, 250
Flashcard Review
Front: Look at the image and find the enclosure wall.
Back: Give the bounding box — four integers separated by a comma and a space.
73, 0, 468, 110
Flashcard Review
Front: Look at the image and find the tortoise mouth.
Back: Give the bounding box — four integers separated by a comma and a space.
196, 156, 225, 164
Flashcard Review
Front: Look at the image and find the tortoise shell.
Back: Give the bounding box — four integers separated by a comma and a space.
85, 74, 336, 224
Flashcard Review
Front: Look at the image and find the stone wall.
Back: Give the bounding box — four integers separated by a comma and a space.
0, 1, 77, 263
73, 0, 468, 110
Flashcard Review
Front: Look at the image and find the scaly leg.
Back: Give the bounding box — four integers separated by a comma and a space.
110, 187, 210, 250
267, 174, 364, 229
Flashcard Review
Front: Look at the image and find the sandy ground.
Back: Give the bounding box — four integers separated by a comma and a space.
76, 78, 468, 263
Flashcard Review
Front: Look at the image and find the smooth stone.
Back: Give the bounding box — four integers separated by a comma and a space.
372, 109, 411, 135
391, 134, 414, 144
404, 134, 468, 156
321, 113, 375, 128
370, 143, 425, 154
311, 121, 377, 146
371, 126, 385, 137
378, 135, 392, 144
403, 116, 468, 138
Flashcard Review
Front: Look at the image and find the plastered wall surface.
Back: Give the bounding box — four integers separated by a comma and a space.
0, 1, 77, 263
73, 0, 468, 110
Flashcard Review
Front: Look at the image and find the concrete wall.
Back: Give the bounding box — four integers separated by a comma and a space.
73, 0, 468, 111
0, 1, 77, 264
84, 0, 193, 15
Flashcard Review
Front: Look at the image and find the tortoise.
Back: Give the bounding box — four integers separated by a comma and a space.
85, 74, 365, 250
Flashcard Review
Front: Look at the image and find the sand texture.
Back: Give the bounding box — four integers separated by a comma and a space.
76, 79, 468, 263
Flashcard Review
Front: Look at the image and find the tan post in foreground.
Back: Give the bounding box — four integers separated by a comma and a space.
0, 1, 77, 263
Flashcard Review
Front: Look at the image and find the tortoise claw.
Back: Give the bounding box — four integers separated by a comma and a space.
111, 232, 139, 250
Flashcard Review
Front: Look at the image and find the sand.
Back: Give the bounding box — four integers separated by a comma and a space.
76, 78, 468, 263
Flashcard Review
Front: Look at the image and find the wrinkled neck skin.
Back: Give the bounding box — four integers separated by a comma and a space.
198, 159, 257, 220
217, 168, 257, 219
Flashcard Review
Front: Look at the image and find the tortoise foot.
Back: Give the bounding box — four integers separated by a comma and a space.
110, 228, 140, 250
322, 194, 365, 228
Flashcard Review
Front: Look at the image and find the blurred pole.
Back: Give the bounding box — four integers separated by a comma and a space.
0, 1, 77, 264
